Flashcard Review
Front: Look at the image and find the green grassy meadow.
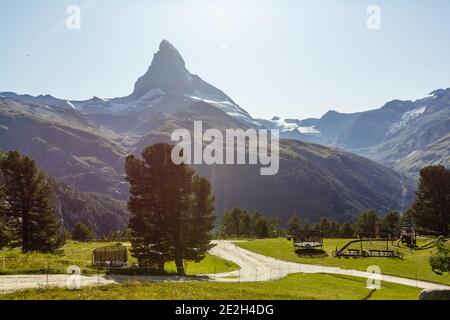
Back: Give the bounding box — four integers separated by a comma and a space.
0, 241, 238, 276
236, 238, 450, 285
0, 273, 421, 300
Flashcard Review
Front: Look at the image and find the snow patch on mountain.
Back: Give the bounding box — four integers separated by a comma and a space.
187, 94, 254, 124
298, 126, 321, 134
110, 98, 164, 113
388, 107, 426, 135
190, 95, 235, 107
270, 117, 321, 135
141, 88, 166, 100
66, 101, 76, 109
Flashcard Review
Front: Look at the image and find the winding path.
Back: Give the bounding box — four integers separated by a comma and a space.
208, 241, 450, 290
0, 240, 448, 293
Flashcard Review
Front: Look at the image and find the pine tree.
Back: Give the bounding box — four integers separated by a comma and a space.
319, 217, 331, 237
251, 211, 269, 238
268, 216, 282, 237
340, 221, 354, 238
29, 184, 66, 252
302, 219, 311, 237
0, 151, 64, 253
126, 143, 215, 275
400, 208, 415, 226
0, 153, 11, 249
412, 165, 450, 236
72, 222, 95, 241
0, 185, 11, 249
429, 241, 450, 274
287, 213, 301, 237
220, 208, 244, 237
254, 216, 269, 238
230, 208, 244, 236
381, 210, 401, 237
183, 176, 215, 262
355, 210, 379, 237
330, 221, 340, 238
240, 211, 252, 236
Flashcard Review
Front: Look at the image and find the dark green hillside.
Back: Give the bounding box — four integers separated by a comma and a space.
133, 103, 414, 222
50, 179, 129, 236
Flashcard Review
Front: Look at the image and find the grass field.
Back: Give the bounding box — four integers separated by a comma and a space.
0, 241, 239, 276
236, 238, 450, 285
0, 273, 421, 300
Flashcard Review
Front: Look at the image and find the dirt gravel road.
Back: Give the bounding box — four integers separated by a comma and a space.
0, 240, 448, 293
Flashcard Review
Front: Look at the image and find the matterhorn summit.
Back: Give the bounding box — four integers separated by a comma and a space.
70, 40, 254, 124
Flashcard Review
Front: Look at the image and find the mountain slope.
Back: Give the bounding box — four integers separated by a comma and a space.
0, 40, 416, 224
51, 179, 129, 236
262, 91, 448, 176
0, 99, 129, 199
132, 102, 414, 222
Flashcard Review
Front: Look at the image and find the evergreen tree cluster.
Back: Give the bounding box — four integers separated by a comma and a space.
411, 165, 449, 236
219, 208, 403, 240
219, 208, 284, 238
0, 151, 65, 252
71, 222, 95, 241
195, 165, 449, 242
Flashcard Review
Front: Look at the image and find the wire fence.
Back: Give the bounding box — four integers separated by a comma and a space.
0, 256, 428, 292
0, 250, 439, 296
0, 256, 194, 275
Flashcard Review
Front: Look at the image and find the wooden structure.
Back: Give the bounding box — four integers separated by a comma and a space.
92, 244, 128, 267
332, 238, 403, 259
400, 225, 417, 248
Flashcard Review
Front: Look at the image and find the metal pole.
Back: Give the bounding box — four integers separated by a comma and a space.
46, 263, 49, 287
416, 270, 418, 288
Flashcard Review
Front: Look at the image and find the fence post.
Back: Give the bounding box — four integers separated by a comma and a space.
46, 262, 49, 288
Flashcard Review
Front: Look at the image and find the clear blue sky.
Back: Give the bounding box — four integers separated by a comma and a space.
1, 0, 450, 119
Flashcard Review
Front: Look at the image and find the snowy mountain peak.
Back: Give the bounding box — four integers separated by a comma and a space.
155, 39, 186, 70
131, 40, 190, 98
429, 88, 450, 97
2, 40, 255, 125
